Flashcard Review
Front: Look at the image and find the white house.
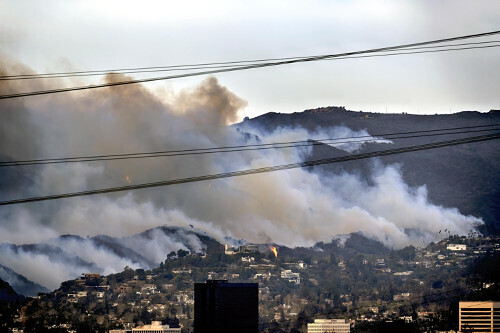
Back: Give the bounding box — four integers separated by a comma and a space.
447, 244, 466, 251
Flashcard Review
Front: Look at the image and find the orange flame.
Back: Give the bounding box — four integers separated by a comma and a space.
126, 176, 131, 184
270, 246, 278, 258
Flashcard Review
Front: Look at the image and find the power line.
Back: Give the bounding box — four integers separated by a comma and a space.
0, 45, 498, 99
2, 40, 499, 81
0, 30, 499, 100
0, 132, 498, 206
1, 124, 499, 167
325, 44, 500, 61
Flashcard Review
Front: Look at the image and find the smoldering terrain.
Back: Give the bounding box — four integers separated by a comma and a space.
0, 54, 484, 291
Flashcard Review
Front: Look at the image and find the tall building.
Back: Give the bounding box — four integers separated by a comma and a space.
307, 319, 350, 333
194, 280, 258, 333
459, 301, 500, 333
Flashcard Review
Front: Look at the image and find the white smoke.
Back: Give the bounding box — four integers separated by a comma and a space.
0, 244, 100, 291
332, 234, 351, 248
0, 209, 217, 290
0, 57, 483, 290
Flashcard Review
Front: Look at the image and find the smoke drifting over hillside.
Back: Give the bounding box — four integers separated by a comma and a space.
0, 226, 207, 291
0, 55, 482, 290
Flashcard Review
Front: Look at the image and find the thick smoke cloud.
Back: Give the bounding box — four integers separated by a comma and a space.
0, 223, 208, 290
0, 56, 482, 290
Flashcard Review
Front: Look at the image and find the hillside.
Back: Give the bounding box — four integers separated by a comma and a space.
237, 107, 500, 234
0, 226, 221, 296
0, 278, 23, 332
0, 277, 23, 303
6, 233, 500, 332
0, 265, 49, 297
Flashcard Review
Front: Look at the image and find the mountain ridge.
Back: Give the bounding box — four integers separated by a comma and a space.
238, 107, 500, 234
0, 265, 49, 297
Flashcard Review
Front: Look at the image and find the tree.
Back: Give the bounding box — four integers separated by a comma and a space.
24, 317, 49, 333
292, 310, 308, 331
74, 316, 102, 333
137, 307, 153, 326
121, 266, 135, 281
167, 251, 177, 260
177, 249, 189, 258
136, 269, 146, 280
399, 245, 416, 261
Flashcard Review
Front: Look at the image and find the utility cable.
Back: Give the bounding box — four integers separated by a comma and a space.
1, 123, 498, 167
0, 132, 498, 206
0, 30, 499, 99
2, 40, 499, 81
0, 45, 498, 99
1, 45, 497, 100
324, 44, 500, 62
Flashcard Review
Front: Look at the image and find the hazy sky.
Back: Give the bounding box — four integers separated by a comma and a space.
1, 0, 499, 119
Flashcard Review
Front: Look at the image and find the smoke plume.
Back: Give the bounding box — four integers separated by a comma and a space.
0, 55, 482, 290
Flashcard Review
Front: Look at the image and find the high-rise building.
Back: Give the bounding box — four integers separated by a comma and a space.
194, 280, 258, 333
459, 301, 500, 333
307, 319, 350, 333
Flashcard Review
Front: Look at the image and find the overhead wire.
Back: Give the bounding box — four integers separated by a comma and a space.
324, 44, 500, 62
0, 132, 498, 206
0, 30, 499, 99
0, 123, 499, 167
0, 45, 497, 100
0, 31, 496, 326
1, 40, 499, 81
0, 33, 495, 329
1, 30, 499, 204
0, 45, 498, 99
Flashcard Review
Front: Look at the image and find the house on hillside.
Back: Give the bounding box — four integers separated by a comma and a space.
447, 244, 466, 251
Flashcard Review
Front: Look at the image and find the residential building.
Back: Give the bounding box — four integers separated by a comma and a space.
116, 285, 132, 293
376, 259, 386, 267
296, 260, 307, 269
307, 319, 350, 333
459, 301, 500, 333
281, 270, 301, 284
447, 244, 467, 251
141, 284, 158, 294
82, 273, 101, 279
224, 244, 237, 255
393, 293, 410, 301
194, 280, 258, 333
239, 244, 260, 253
